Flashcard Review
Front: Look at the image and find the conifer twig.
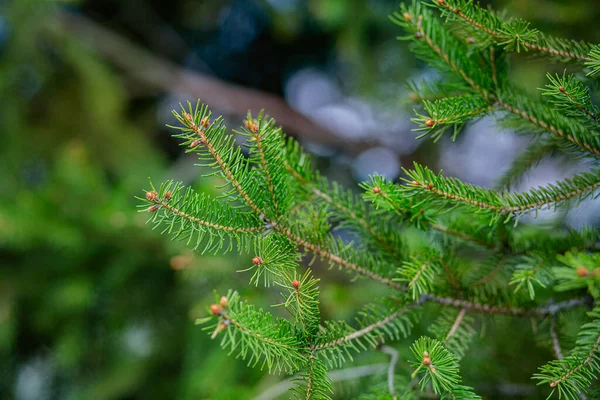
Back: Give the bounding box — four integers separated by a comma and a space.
314, 300, 426, 350
379, 345, 399, 397
445, 308, 467, 343
556, 86, 600, 125
549, 335, 600, 388
156, 199, 263, 233
283, 160, 403, 258
424, 295, 591, 317
550, 315, 563, 360
470, 255, 508, 287
273, 225, 404, 290
435, 0, 594, 62
187, 118, 263, 215
409, 15, 600, 157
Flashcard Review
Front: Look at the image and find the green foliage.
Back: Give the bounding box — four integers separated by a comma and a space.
409, 336, 480, 399
138, 0, 600, 398
553, 251, 600, 298
534, 306, 600, 399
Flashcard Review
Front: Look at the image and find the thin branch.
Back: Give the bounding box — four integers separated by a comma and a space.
558, 87, 600, 124
437, 0, 593, 62
445, 308, 467, 343
550, 335, 600, 387
314, 300, 426, 350
470, 255, 508, 287
273, 225, 404, 291
283, 160, 403, 258
251, 363, 388, 400
253, 130, 280, 216
379, 345, 399, 397
416, 178, 600, 215
424, 294, 592, 317
550, 314, 563, 360
438, 258, 462, 293
430, 222, 498, 251
155, 200, 264, 233
497, 101, 600, 157
408, 262, 430, 288
413, 18, 600, 157
188, 120, 264, 215
223, 313, 298, 350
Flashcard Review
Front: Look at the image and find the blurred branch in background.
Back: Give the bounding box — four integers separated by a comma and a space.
54, 12, 367, 149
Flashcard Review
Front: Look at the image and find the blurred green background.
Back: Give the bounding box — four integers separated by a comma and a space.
2, 0, 600, 399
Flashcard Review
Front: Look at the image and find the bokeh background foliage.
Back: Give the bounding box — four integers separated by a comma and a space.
2, 0, 600, 399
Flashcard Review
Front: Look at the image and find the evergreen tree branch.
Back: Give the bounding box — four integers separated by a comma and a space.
365, 180, 497, 252
314, 299, 425, 351
202, 291, 305, 374
429, 223, 499, 252
394, 7, 600, 157
291, 355, 333, 400
255, 364, 389, 400
469, 255, 508, 288
541, 72, 600, 125
534, 306, 600, 398
403, 163, 600, 222
141, 182, 263, 253
551, 315, 564, 360
439, 259, 462, 293
432, 0, 595, 62
379, 345, 400, 397
445, 308, 467, 343
497, 93, 600, 157
284, 164, 404, 261
173, 103, 263, 215
273, 224, 404, 290
152, 195, 263, 234
424, 294, 591, 317
251, 119, 281, 216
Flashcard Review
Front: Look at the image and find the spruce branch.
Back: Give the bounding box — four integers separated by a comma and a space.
423, 294, 591, 317
553, 251, 600, 298
165, 102, 406, 290
409, 336, 480, 398
510, 256, 550, 301
140, 181, 263, 253
411, 94, 492, 141
402, 162, 600, 223
201, 291, 305, 374
431, 0, 595, 63
398, 258, 441, 300
429, 308, 475, 361
291, 355, 333, 400
363, 176, 498, 252
238, 235, 299, 287
534, 306, 600, 399
274, 224, 404, 290
551, 315, 564, 360
586, 46, 600, 77
171, 101, 263, 215
468, 254, 509, 290
241, 111, 294, 219
394, 5, 600, 157
285, 165, 405, 261
541, 73, 600, 126
314, 299, 423, 367
379, 345, 400, 397
276, 269, 321, 337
